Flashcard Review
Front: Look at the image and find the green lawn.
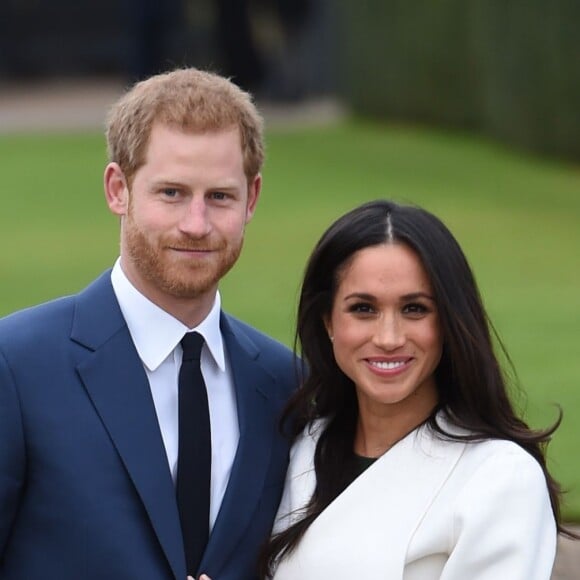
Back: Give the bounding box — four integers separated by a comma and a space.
1, 120, 579, 518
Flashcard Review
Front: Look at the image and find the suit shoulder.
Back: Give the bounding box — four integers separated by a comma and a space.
223, 314, 294, 360
0, 271, 113, 350
222, 314, 300, 392
0, 295, 76, 344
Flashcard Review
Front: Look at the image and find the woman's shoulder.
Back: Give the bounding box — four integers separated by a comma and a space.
460, 437, 541, 476
294, 418, 327, 444
429, 412, 544, 481
285, 418, 336, 481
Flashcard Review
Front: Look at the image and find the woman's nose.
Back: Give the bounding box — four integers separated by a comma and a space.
373, 314, 405, 350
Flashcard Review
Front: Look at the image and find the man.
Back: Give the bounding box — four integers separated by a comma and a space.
0, 68, 298, 579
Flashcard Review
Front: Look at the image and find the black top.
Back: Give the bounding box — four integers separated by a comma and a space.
349, 453, 379, 483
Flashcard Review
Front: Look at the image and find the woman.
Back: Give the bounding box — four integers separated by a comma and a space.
261, 200, 565, 579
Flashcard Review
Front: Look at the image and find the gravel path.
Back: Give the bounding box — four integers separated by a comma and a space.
0, 77, 346, 134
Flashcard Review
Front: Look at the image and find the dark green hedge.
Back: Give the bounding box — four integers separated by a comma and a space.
337, 0, 580, 160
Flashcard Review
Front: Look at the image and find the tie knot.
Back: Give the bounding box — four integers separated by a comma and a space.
181, 332, 204, 362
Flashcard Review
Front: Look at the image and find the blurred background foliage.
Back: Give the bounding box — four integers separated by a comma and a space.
338, 0, 580, 161
1, 0, 579, 159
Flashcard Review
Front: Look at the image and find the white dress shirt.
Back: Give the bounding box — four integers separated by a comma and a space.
110, 259, 239, 530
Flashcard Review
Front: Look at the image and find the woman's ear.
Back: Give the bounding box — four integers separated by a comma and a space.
323, 316, 334, 343
104, 162, 129, 216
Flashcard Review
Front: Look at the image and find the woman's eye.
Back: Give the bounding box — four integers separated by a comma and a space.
403, 303, 428, 315
348, 302, 375, 314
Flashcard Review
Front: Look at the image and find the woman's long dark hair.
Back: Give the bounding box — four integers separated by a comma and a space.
259, 200, 568, 578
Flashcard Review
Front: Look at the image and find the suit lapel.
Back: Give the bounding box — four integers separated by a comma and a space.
71, 273, 186, 580
201, 315, 276, 573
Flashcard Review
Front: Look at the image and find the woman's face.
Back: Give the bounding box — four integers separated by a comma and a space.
325, 243, 442, 420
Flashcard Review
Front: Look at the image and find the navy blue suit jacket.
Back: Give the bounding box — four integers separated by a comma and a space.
0, 272, 297, 579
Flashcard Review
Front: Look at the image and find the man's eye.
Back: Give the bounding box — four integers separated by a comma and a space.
162, 188, 179, 197
211, 191, 228, 200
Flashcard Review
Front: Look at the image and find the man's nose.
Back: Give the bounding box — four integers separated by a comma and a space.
179, 196, 211, 238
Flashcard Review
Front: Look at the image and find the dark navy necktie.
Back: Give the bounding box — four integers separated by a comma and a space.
176, 332, 211, 576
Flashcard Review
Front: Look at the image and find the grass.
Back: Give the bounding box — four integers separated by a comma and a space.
1, 120, 579, 518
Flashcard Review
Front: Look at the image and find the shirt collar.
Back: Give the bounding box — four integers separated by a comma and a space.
110, 259, 226, 372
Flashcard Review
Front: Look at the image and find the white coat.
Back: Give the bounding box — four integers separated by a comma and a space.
273, 417, 556, 579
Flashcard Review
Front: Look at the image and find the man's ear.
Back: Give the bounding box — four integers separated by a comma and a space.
245, 173, 262, 223
104, 162, 129, 216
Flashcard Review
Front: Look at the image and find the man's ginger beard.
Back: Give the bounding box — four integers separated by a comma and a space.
123, 200, 244, 299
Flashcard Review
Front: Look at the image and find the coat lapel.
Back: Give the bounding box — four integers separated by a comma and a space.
201, 315, 277, 573
276, 422, 467, 579
71, 273, 186, 580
